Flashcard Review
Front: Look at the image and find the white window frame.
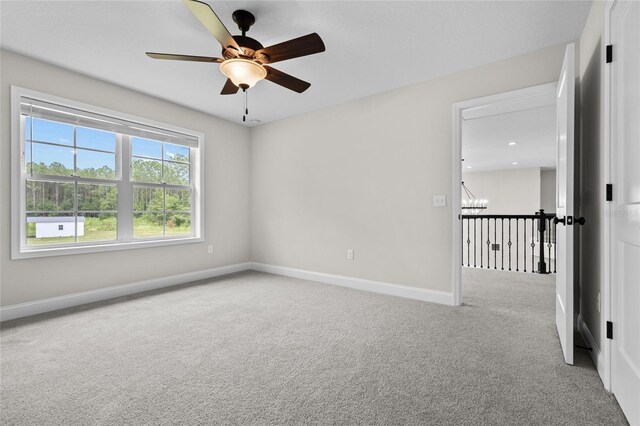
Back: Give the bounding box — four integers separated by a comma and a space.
11, 86, 205, 259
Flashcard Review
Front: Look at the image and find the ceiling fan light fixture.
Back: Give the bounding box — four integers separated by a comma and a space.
220, 58, 267, 90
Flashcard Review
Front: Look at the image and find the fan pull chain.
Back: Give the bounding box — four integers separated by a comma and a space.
242, 89, 249, 122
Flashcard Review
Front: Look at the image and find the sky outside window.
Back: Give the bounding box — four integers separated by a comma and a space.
25, 117, 117, 175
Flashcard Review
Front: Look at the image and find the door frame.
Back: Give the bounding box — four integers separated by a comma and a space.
601, 0, 615, 394
451, 82, 558, 305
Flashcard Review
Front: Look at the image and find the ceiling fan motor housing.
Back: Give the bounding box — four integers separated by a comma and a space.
223, 35, 264, 60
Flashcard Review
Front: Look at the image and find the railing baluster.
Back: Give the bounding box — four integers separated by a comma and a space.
461, 219, 464, 266
508, 218, 512, 271
547, 218, 552, 272
523, 218, 527, 272
516, 218, 519, 272
486, 219, 491, 269
467, 218, 471, 267
531, 220, 535, 273
473, 218, 477, 268
480, 217, 483, 268
501, 218, 504, 270
553, 220, 557, 273
494, 218, 497, 270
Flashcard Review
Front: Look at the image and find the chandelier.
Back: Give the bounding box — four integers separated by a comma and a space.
461, 181, 488, 215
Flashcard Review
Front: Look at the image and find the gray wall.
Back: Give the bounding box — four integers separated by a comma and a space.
540, 169, 557, 212
462, 168, 541, 215
0, 50, 252, 306
250, 44, 567, 293
1, 39, 584, 309
578, 1, 605, 346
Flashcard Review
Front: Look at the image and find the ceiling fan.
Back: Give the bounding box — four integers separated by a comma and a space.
146, 0, 326, 96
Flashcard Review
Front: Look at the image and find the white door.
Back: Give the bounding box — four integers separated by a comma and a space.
555, 43, 575, 365
610, 1, 640, 423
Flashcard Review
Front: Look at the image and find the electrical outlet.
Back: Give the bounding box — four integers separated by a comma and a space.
596, 292, 601, 313
347, 249, 354, 260
207, 244, 214, 254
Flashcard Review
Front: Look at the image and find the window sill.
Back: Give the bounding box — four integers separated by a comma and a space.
12, 236, 204, 259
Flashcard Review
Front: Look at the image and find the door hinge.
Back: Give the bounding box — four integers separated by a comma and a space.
606, 184, 613, 201
606, 45, 613, 63
606, 321, 613, 339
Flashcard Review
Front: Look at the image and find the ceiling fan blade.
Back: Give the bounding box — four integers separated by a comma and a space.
146, 52, 223, 63
256, 33, 325, 64
183, 0, 242, 54
264, 66, 311, 93
221, 78, 239, 95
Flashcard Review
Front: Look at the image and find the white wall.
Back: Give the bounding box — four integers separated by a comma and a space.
462, 168, 542, 215
250, 43, 567, 293
0, 49, 251, 306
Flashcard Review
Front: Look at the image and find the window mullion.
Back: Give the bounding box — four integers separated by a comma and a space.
190, 146, 196, 238
73, 127, 78, 243
163, 184, 166, 237
117, 134, 133, 241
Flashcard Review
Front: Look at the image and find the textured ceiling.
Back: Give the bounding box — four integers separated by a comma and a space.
0, 1, 591, 126
462, 105, 557, 172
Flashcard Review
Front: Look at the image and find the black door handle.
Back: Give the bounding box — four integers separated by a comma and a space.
553, 216, 585, 226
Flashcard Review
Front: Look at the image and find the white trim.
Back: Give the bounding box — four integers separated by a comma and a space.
11, 236, 204, 259
578, 314, 605, 382
0, 262, 252, 322
10, 85, 205, 260
601, 0, 614, 393
461, 84, 557, 120
251, 263, 455, 306
451, 82, 558, 305
14, 86, 201, 142
1, 262, 455, 322
452, 103, 463, 306
11, 86, 22, 261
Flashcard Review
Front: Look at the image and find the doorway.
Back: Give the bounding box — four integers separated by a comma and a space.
452, 82, 558, 306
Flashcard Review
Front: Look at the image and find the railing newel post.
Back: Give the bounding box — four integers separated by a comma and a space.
537, 209, 548, 274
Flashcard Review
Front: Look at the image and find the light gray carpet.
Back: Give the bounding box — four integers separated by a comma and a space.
0, 268, 628, 425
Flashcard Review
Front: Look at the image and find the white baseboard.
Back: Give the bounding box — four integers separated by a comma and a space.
0, 262, 252, 322
1, 261, 454, 322
250, 262, 454, 306
577, 314, 605, 380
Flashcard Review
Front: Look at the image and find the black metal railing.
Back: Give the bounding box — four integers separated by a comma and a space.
461, 209, 556, 274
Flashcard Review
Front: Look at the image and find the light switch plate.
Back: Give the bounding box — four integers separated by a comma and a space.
433, 195, 447, 207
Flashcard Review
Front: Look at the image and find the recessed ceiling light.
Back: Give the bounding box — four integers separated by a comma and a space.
467, 166, 473, 169
508, 141, 517, 146
512, 161, 518, 165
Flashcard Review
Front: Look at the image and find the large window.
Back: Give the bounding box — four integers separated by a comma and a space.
12, 87, 204, 258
